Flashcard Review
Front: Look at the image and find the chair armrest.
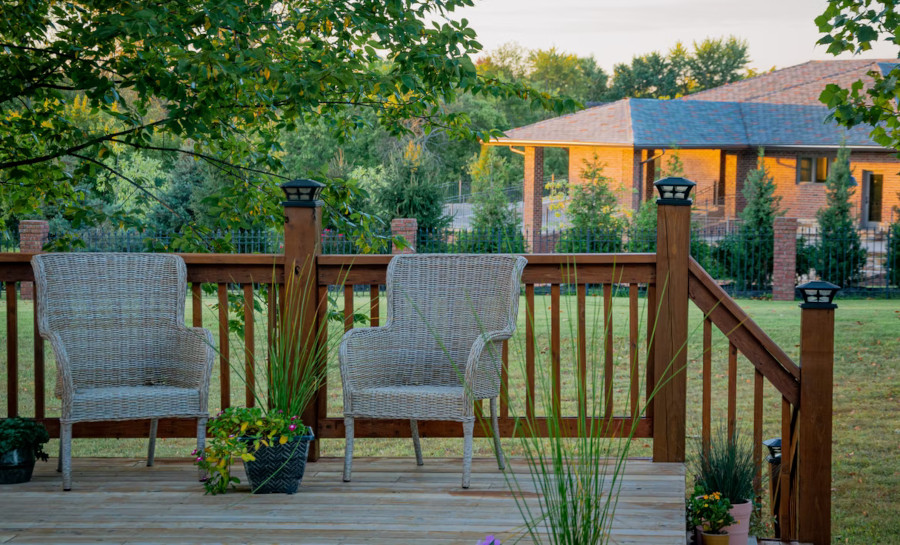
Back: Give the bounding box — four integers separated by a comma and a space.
463, 330, 513, 402
339, 326, 409, 394
42, 331, 75, 400
164, 327, 215, 401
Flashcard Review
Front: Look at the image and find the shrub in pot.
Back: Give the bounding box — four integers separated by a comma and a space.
694, 428, 758, 545
195, 270, 326, 495
688, 486, 735, 545
0, 418, 50, 484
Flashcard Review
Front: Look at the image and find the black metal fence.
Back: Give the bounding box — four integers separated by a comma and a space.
0, 230, 17, 252
797, 225, 897, 296
44, 229, 284, 254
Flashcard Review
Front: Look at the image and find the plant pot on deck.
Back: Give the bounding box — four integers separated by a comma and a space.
242, 433, 314, 494
723, 500, 752, 545
700, 532, 730, 545
0, 447, 36, 485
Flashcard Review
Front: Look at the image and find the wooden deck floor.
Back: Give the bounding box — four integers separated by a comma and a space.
0, 457, 685, 544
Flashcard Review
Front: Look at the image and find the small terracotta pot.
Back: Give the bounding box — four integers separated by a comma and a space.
701, 532, 731, 545
723, 500, 753, 545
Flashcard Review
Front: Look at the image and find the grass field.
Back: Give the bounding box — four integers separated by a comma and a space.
1, 290, 897, 544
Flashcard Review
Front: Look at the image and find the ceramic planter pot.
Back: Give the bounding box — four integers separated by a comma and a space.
723, 500, 752, 545
242, 432, 314, 494
0, 447, 36, 485
701, 532, 730, 545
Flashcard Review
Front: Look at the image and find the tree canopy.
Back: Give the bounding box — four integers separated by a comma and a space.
0, 0, 568, 247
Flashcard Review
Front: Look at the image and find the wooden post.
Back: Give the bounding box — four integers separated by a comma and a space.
282, 184, 324, 462
652, 180, 692, 463
797, 300, 836, 544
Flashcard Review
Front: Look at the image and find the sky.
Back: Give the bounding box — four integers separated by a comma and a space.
452, 0, 897, 72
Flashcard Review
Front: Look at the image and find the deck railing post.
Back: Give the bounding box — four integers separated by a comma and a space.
652, 178, 694, 463
281, 179, 324, 462
796, 282, 838, 544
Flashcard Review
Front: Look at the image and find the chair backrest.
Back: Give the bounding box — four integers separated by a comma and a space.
385, 254, 526, 385
32, 253, 187, 389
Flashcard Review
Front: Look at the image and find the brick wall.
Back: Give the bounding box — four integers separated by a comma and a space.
18, 220, 49, 300
773, 217, 798, 301
568, 146, 640, 212
390, 218, 417, 254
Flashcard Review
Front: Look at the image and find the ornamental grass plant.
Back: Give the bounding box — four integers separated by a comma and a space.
694, 426, 758, 505
194, 259, 332, 494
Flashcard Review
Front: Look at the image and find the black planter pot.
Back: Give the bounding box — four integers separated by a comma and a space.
0, 447, 36, 485
242, 433, 314, 494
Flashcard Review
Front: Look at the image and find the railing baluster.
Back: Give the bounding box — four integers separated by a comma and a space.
779, 398, 793, 539
343, 285, 354, 333
191, 283, 202, 328
267, 284, 277, 410
500, 340, 509, 419
525, 283, 535, 419
317, 285, 328, 420
702, 318, 712, 454
551, 283, 561, 416
6, 282, 18, 417
577, 283, 587, 419
243, 284, 255, 407
753, 368, 763, 494
33, 289, 45, 419
728, 341, 737, 438
646, 284, 656, 421
217, 284, 230, 409
369, 285, 379, 327
629, 284, 639, 420
603, 283, 613, 419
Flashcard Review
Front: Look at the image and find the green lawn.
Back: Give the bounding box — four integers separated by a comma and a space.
1, 291, 897, 544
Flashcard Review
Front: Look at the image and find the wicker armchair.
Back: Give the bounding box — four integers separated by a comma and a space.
31, 253, 215, 490
340, 254, 526, 488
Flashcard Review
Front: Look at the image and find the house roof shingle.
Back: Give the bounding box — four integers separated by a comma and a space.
489, 59, 895, 150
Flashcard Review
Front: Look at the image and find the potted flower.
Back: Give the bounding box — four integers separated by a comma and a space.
694, 428, 758, 545
0, 418, 50, 484
195, 272, 325, 495
688, 486, 736, 545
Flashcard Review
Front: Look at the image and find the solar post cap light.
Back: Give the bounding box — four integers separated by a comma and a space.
653, 177, 696, 205
281, 179, 325, 207
796, 281, 840, 309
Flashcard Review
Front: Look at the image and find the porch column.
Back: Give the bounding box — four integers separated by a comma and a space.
797, 291, 837, 545
523, 146, 544, 252
652, 181, 691, 463
282, 180, 324, 462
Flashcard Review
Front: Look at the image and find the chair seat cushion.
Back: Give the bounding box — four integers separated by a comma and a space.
69, 386, 202, 422
348, 385, 468, 420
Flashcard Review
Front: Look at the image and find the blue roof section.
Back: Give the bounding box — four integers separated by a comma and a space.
630, 99, 746, 147
877, 62, 900, 76
495, 97, 882, 149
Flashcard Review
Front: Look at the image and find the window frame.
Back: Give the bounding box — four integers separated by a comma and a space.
796, 154, 831, 184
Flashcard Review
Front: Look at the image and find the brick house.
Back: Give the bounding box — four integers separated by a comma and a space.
486, 60, 900, 245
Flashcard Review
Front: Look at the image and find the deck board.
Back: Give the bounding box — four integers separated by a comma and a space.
0, 457, 684, 544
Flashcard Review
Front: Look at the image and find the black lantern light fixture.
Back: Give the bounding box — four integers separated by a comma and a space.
653, 176, 696, 205
796, 280, 840, 309
280, 178, 325, 207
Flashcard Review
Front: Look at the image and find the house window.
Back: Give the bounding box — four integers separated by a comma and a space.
798, 156, 829, 183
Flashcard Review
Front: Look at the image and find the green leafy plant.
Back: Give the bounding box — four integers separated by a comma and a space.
0, 418, 50, 461
889, 218, 900, 287
694, 427, 758, 504
194, 262, 328, 494
688, 485, 736, 534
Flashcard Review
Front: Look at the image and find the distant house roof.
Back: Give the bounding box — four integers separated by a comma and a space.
488, 59, 894, 150
682, 59, 898, 106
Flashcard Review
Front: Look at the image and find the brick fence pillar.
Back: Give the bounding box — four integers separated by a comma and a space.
772, 217, 798, 301
18, 220, 50, 300
391, 218, 417, 254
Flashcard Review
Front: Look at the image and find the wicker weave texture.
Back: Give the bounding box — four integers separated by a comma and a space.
31, 253, 215, 489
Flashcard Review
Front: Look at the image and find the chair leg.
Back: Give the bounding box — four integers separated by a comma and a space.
60, 422, 73, 491
343, 416, 354, 482
196, 417, 207, 481
490, 398, 505, 470
462, 420, 474, 489
147, 418, 158, 467
411, 419, 424, 466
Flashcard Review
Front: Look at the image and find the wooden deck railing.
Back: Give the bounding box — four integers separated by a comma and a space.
0, 195, 835, 544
